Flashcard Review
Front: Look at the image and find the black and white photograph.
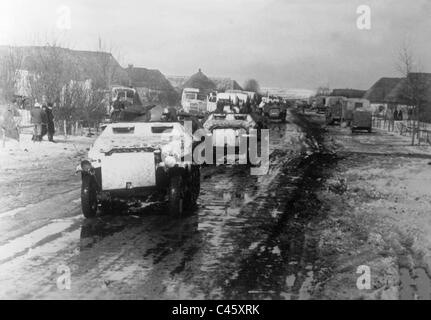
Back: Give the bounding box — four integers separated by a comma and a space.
1, 0, 431, 304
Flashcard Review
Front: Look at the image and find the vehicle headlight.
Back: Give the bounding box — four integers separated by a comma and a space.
164, 155, 177, 168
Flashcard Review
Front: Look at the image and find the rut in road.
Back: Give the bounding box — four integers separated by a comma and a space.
220, 112, 340, 299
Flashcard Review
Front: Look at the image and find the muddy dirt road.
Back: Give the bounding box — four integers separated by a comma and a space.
3, 110, 429, 300
0, 110, 343, 299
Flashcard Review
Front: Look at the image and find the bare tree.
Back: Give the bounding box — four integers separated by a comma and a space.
27, 40, 108, 127
2, 36, 122, 133
396, 42, 429, 145
0, 47, 24, 101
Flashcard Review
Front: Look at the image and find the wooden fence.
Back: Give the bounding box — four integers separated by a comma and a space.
372, 116, 431, 145
55, 120, 100, 138
17, 110, 100, 138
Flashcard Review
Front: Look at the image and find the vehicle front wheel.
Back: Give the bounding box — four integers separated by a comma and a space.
81, 174, 98, 218
184, 166, 200, 210
168, 175, 184, 218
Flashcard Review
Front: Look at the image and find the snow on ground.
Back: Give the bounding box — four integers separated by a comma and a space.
316, 122, 431, 299
0, 133, 95, 242
0, 133, 95, 167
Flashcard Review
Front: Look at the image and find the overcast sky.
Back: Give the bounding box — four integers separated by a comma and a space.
1, 0, 431, 90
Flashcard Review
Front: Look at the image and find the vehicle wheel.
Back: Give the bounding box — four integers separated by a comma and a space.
185, 166, 200, 210
168, 174, 184, 217
81, 174, 97, 218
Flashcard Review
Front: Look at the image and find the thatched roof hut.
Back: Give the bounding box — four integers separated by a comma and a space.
363, 77, 403, 103
0, 45, 130, 92
182, 69, 216, 91
0, 46, 180, 105
210, 77, 243, 92
126, 66, 179, 105
384, 73, 431, 105
126, 66, 175, 91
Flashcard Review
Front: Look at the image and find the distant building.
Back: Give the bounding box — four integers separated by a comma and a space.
0, 45, 128, 103
126, 65, 178, 106
167, 71, 242, 93
182, 69, 217, 92
384, 73, 431, 121
210, 77, 243, 92
0, 46, 179, 106
363, 77, 403, 114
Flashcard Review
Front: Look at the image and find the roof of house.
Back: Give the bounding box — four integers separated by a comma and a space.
385, 73, 431, 105
0, 45, 130, 87
0, 46, 179, 99
126, 66, 175, 91
330, 89, 366, 99
167, 74, 243, 93
363, 77, 403, 103
182, 69, 216, 91
210, 77, 243, 91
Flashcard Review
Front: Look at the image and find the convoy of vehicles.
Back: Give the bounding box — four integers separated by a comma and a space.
315, 95, 372, 132
81, 86, 353, 218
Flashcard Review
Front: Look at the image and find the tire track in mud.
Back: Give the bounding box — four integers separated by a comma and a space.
217, 112, 341, 299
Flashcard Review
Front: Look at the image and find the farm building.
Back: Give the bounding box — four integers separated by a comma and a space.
210, 77, 243, 92
0, 46, 179, 106
384, 73, 431, 121
126, 65, 179, 106
182, 69, 217, 92
363, 77, 403, 114
167, 72, 242, 93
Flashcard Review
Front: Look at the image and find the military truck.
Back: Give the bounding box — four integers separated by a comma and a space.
325, 96, 346, 125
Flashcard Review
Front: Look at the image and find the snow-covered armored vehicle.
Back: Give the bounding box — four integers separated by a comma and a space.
202, 113, 262, 164
77, 121, 200, 218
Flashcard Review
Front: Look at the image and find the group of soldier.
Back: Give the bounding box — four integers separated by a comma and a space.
30, 102, 55, 142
